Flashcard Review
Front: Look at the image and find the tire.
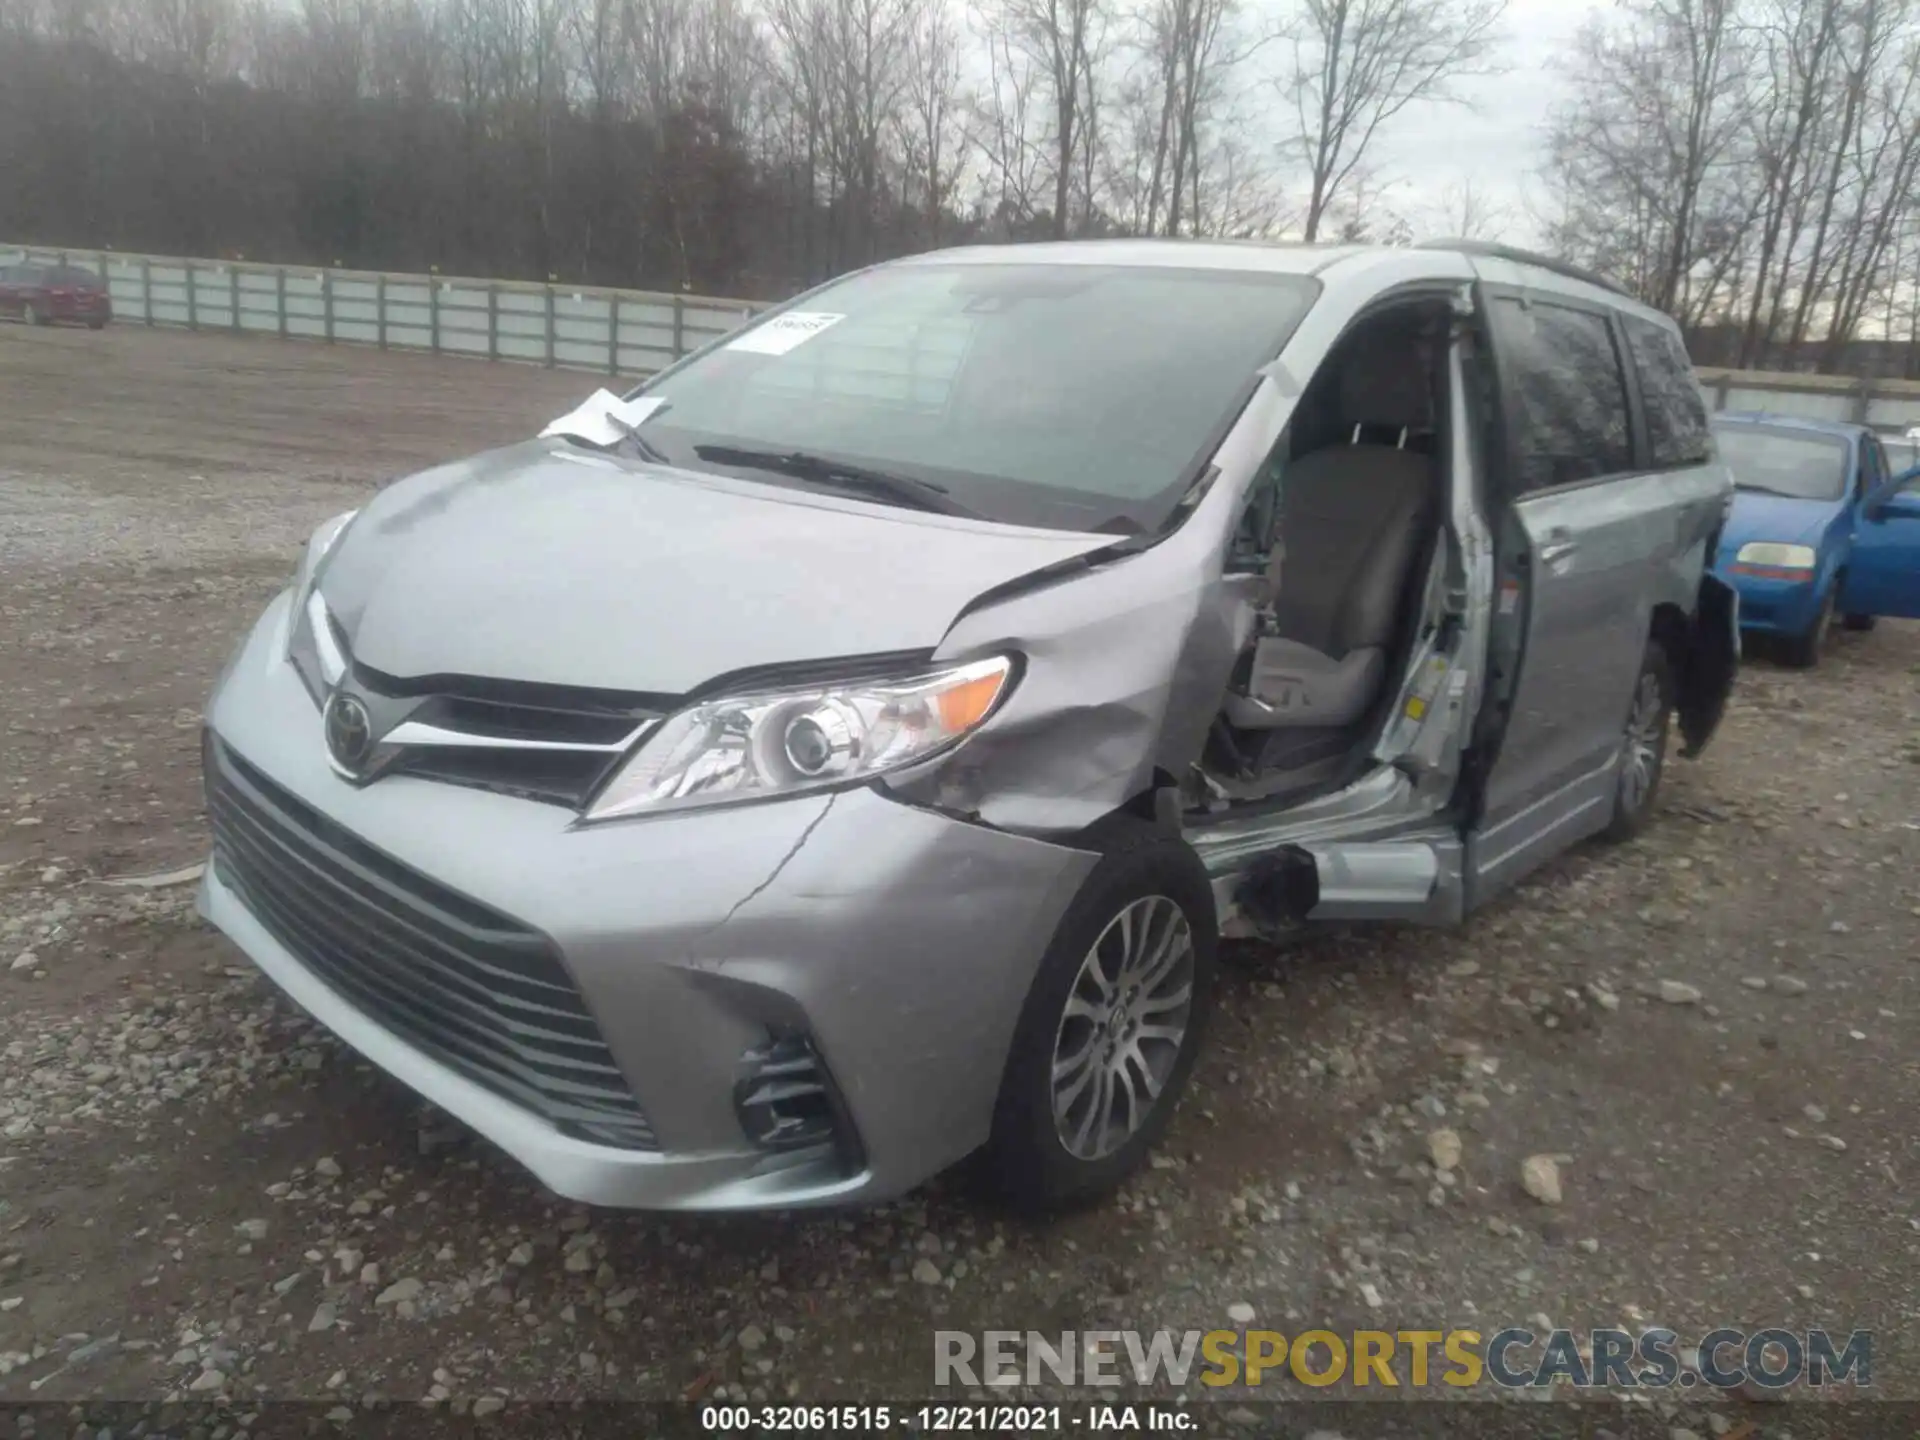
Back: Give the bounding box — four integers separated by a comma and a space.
1841, 612, 1876, 632
983, 817, 1218, 1213
86, 317, 106, 331
1780, 585, 1835, 668
1601, 639, 1673, 843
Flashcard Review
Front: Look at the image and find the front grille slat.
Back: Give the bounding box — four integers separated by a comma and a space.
210, 790, 594, 1023
225, 857, 620, 1091
217, 828, 617, 1069
227, 869, 642, 1111
205, 734, 657, 1150
217, 752, 549, 954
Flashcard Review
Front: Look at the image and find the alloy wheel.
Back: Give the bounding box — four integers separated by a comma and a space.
1050, 895, 1195, 1162
1617, 670, 1666, 817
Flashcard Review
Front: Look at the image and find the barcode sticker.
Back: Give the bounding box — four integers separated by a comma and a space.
725, 311, 846, 356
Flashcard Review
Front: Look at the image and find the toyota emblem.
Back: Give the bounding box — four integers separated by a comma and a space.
324, 691, 375, 772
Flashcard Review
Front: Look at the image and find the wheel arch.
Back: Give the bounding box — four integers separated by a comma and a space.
1649, 600, 1689, 665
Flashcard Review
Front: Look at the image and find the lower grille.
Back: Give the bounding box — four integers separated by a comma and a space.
204, 733, 657, 1150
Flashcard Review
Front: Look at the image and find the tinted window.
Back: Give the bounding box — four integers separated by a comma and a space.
1711, 424, 1849, 502
1489, 297, 1635, 492
1622, 314, 1710, 467
643, 263, 1321, 533
51, 266, 100, 287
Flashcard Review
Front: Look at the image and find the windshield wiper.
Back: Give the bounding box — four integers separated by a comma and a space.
1733, 481, 1805, 498
607, 411, 672, 465
693, 444, 976, 518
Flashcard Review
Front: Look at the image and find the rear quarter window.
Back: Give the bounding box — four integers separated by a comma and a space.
1623, 314, 1711, 467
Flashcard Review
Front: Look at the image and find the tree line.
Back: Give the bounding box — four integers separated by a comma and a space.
6, 0, 1920, 374
1547, 0, 1920, 374
0, 0, 1499, 299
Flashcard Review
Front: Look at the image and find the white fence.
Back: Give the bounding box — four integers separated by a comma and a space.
14, 242, 1920, 428
1699, 365, 1920, 433
2, 243, 769, 378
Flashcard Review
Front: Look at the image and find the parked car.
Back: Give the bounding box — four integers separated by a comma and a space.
0, 263, 112, 328
198, 239, 1737, 1214
1711, 412, 1920, 665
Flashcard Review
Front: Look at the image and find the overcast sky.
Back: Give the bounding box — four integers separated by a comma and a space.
1368, 0, 1602, 243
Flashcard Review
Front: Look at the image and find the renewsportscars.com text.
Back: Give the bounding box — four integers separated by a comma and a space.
934, 1327, 1870, 1391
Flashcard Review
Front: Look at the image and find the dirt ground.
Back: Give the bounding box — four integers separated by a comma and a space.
2, 322, 1918, 1432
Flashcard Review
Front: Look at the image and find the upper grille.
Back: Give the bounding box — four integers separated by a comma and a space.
204, 733, 657, 1150
353, 666, 668, 809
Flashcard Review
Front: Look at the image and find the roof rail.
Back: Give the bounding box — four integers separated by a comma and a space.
1416, 239, 1633, 300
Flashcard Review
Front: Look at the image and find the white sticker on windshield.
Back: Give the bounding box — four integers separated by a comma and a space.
725, 311, 846, 356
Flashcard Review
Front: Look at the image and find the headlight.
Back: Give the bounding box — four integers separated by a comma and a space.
286, 510, 358, 699
583, 655, 1015, 821
1734, 541, 1816, 569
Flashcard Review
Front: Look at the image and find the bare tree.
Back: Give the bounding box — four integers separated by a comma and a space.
900, 0, 965, 245
970, 20, 1048, 231
1136, 0, 1254, 234
1281, 0, 1505, 242
1735, 0, 1846, 364
985, 0, 1108, 235
1429, 176, 1509, 241
1808, 0, 1920, 367
1540, 0, 1748, 320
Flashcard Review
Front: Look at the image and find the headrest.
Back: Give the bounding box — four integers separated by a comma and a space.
1335, 329, 1434, 437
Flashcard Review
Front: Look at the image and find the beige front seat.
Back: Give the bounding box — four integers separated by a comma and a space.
1225, 346, 1434, 732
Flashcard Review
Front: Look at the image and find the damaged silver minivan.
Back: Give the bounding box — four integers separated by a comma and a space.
199, 239, 1739, 1213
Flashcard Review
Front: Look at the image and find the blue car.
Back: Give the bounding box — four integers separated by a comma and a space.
1710, 412, 1920, 666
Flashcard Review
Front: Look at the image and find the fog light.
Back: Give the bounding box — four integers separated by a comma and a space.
734, 1031, 861, 1172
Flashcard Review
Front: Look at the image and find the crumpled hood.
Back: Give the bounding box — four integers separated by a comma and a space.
317, 441, 1116, 694
1717, 491, 1840, 561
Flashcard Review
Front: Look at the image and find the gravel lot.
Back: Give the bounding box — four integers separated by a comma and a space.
2, 322, 1918, 1431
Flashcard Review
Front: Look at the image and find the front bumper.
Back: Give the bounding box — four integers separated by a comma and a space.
200, 593, 1097, 1209
47, 297, 110, 323
1716, 565, 1822, 636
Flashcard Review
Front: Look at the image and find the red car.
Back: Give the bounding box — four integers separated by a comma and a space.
0, 263, 112, 328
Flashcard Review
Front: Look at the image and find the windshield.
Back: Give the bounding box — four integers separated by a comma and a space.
636, 262, 1321, 533
1712, 424, 1850, 502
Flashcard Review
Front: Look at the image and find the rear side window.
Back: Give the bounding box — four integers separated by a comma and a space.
1623, 315, 1711, 467
1488, 296, 1635, 493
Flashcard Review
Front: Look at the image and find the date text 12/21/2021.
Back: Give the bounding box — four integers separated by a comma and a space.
699, 1405, 1196, 1432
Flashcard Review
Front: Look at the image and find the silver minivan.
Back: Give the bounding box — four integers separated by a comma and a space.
199, 239, 1739, 1213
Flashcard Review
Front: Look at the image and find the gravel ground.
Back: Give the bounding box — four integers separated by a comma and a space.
2, 322, 1918, 1434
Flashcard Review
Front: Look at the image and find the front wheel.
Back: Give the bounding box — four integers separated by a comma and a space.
1601, 640, 1673, 843
1781, 586, 1834, 668
983, 818, 1217, 1212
